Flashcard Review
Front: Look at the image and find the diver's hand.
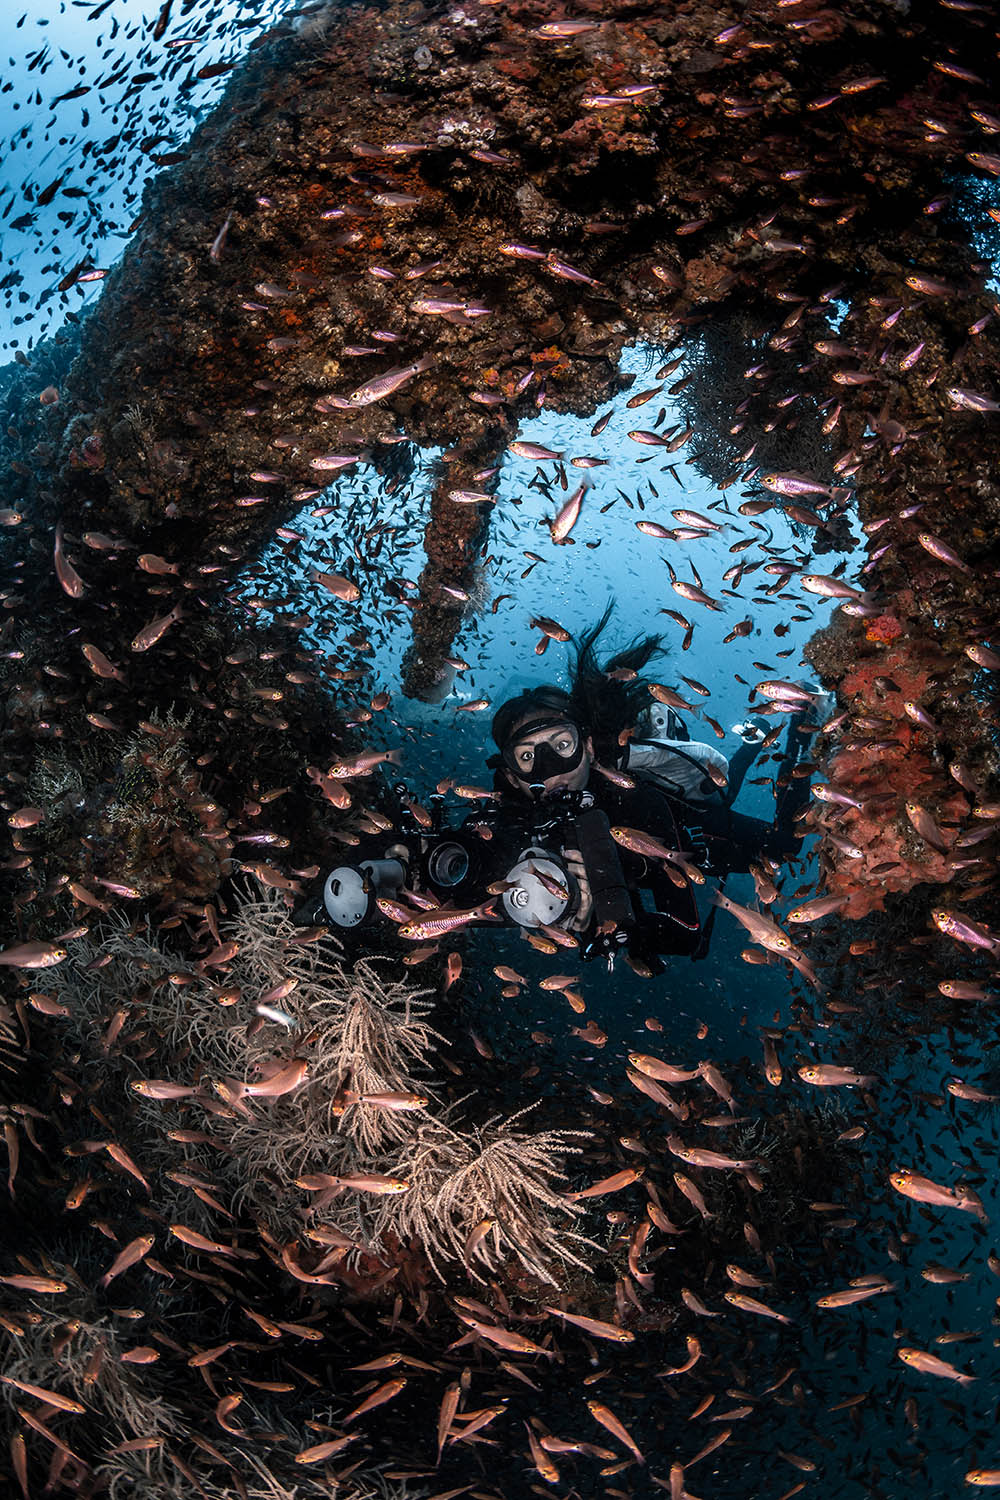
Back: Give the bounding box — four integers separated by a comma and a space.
562, 847, 593, 932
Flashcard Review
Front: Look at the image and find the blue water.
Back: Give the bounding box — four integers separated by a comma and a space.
0, 0, 287, 350
232, 346, 850, 1063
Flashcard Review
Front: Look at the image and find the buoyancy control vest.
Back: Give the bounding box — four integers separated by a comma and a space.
624, 737, 731, 804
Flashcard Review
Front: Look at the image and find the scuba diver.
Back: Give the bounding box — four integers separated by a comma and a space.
301, 606, 830, 973
481, 606, 828, 969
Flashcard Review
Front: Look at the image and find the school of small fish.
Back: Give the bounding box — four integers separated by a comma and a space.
0, 0, 998, 1496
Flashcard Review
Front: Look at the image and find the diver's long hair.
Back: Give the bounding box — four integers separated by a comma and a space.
567, 602, 667, 764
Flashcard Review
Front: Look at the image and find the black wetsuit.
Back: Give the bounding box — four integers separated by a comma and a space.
641, 733, 810, 873
293, 717, 809, 961
489, 720, 811, 962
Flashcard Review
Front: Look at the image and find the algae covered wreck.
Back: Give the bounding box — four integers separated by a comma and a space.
0, 0, 998, 1494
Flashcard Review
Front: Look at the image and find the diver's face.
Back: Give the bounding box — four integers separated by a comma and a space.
504, 718, 593, 798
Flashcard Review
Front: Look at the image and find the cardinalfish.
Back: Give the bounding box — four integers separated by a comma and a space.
397, 902, 499, 941
890, 1170, 987, 1221
0, 941, 68, 969
710, 890, 796, 955
798, 1064, 877, 1088
296, 1172, 410, 1194
53, 523, 85, 599
326, 748, 401, 779
131, 605, 183, 652
898, 1347, 975, 1385
339, 356, 435, 407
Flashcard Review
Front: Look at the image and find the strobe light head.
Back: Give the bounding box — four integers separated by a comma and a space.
322, 866, 371, 928
321, 858, 404, 928
500, 848, 576, 929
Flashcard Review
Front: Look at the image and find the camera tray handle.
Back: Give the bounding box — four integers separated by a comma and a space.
570, 806, 634, 963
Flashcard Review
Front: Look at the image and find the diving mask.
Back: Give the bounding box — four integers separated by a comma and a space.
500, 717, 584, 781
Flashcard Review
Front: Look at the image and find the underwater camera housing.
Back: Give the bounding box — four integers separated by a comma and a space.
292, 784, 490, 932
296, 786, 634, 962
418, 826, 489, 905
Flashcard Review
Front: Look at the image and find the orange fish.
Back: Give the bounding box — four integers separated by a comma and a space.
816, 1282, 895, 1308
526, 1422, 560, 1483
1, 1377, 86, 1413
100, 1234, 155, 1288
628, 1053, 700, 1084
890, 1169, 987, 1221
724, 1292, 794, 1325
461, 1318, 552, 1357
137, 553, 179, 575
295, 1435, 359, 1464
398, 902, 497, 941
342, 1377, 407, 1424
0, 941, 68, 970
657, 1335, 701, 1376
215, 1393, 244, 1434
898, 1347, 975, 1385
296, 1172, 410, 1194
169, 1225, 254, 1259
131, 1080, 199, 1100
443, 951, 462, 992
0, 1273, 68, 1293
437, 1381, 462, 1463
131, 605, 183, 652
310, 568, 361, 601
53, 523, 85, 598
627, 1067, 688, 1116
356, 1091, 429, 1111
586, 1400, 644, 1463
550, 483, 586, 544
569, 1167, 641, 1200
544, 1307, 634, 1343
105, 1143, 150, 1192
666, 1135, 755, 1171
673, 1173, 713, 1220
241, 1058, 309, 1098
798, 1065, 877, 1088
81, 643, 125, 681
16, 1406, 85, 1464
